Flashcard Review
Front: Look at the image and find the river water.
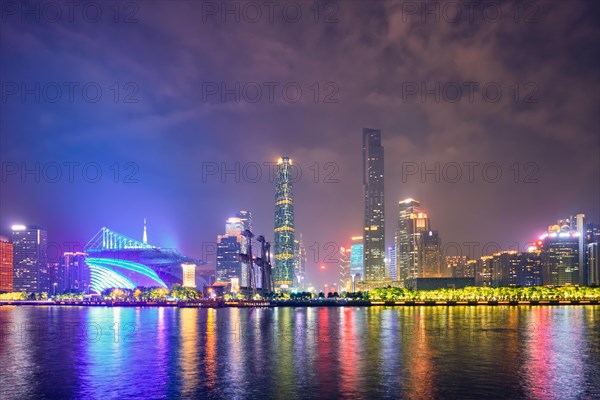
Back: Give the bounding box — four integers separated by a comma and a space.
0, 306, 599, 399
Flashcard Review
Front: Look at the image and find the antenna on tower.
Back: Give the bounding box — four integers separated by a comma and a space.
143, 218, 148, 244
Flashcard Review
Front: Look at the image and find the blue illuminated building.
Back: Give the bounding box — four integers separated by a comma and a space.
350, 237, 364, 281
84, 227, 207, 293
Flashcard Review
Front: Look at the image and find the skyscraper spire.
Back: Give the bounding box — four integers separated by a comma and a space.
143, 218, 148, 244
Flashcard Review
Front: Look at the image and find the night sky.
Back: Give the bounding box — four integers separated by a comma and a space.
1, 1, 599, 287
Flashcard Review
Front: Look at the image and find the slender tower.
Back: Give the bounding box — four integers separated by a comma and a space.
363, 128, 385, 282
274, 156, 295, 290
143, 218, 148, 244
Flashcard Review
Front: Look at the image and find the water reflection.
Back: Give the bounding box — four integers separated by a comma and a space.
0, 306, 598, 399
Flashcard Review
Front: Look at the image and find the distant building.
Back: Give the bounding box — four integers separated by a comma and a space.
274, 156, 295, 289
588, 243, 599, 286
339, 246, 351, 292
387, 245, 397, 281
181, 263, 196, 288
419, 230, 442, 278
216, 235, 241, 283
541, 223, 580, 285
294, 236, 307, 289
235, 211, 253, 287
363, 128, 385, 282
12, 225, 48, 292
47, 262, 60, 295
517, 251, 543, 287
0, 240, 13, 293
350, 236, 364, 282
446, 256, 474, 279
216, 212, 252, 288
395, 199, 429, 285
59, 252, 90, 293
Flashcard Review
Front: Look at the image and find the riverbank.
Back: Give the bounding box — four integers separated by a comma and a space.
1, 299, 598, 308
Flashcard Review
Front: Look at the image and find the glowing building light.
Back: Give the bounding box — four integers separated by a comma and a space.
181, 263, 196, 288
11, 225, 26, 231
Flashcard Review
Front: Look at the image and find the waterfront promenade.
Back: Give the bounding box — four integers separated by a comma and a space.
1, 299, 598, 308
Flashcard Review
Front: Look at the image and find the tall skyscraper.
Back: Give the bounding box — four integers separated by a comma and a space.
589, 242, 599, 286
235, 210, 253, 287
216, 234, 242, 283
572, 214, 587, 285
363, 128, 385, 282
350, 236, 364, 282
0, 239, 13, 293
274, 156, 295, 289
217, 212, 252, 288
294, 236, 307, 289
541, 220, 581, 285
395, 199, 429, 285
12, 225, 48, 292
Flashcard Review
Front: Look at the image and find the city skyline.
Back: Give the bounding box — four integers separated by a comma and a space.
2, 2, 598, 290
1, 2, 599, 398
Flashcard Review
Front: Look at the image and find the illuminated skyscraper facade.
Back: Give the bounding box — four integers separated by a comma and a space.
395, 199, 429, 285
589, 243, 599, 286
294, 236, 307, 289
363, 128, 385, 282
12, 225, 48, 292
216, 234, 242, 283
339, 246, 351, 292
388, 245, 397, 281
419, 230, 442, 278
235, 211, 253, 287
274, 156, 295, 289
217, 211, 252, 287
541, 232, 580, 286
0, 240, 13, 293
350, 236, 364, 281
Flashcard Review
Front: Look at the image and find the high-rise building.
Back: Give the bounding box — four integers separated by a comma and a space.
235, 211, 253, 287
395, 199, 429, 285
419, 230, 442, 278
12, 225, 48, 292
388, 245, 397, 281
339, 246, 351, 292
572, 214, 587, 285
294, 236, 307, 289
540, 222, 580, 285
350, 236, 364, 283
0, 239, 13, 293
588, 242, 599, 286
216, 235, 242, 283
476, 255, 494, 287
517, 251, 543, 287
363, 128, 385, 282
217, 212, 252, 288
58, 252, 90, 293
274, 156, 295, 289
47, 262, 60, 295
